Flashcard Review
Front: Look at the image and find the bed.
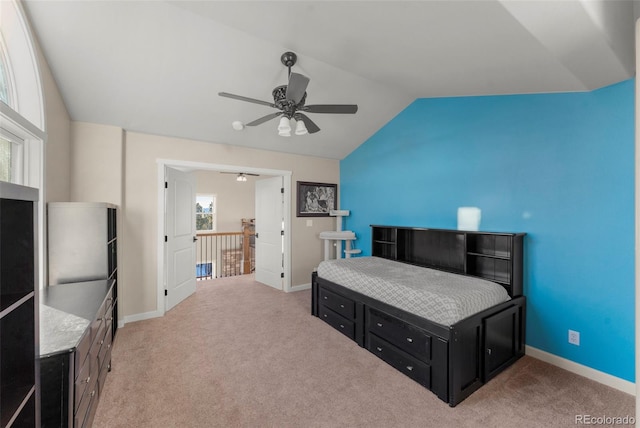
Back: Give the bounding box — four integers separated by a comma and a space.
311, 225, 526, 407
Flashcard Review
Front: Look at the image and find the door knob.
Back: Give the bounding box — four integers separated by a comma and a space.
193, 236, 197, 242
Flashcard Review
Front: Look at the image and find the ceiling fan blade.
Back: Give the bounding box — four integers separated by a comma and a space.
245, 111, 283, 126
285, 73, 310, 104
218, 92, 276, 108
295, 113, 320, 134
304, 104, 358, 114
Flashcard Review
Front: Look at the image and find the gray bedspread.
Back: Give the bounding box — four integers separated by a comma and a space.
317, 256, 510, 326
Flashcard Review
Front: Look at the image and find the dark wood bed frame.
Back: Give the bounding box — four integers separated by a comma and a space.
311, 225, 526, 407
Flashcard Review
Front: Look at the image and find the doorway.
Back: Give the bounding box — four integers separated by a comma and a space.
156, 159, 292, 316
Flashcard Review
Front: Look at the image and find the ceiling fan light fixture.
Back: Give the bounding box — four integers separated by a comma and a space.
236, 173, 247, 182
219, 51, 357, 137
231, 120, 245, 131
278, 116, 292, 137
295, 119, 308, 136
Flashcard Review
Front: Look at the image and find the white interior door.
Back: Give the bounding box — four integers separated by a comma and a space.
255, 176, 283, 290
165, 166, 197, 310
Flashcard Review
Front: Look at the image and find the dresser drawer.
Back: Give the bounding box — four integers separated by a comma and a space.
368, 334, 430, 388
74, 358, 91, 413
98, 326, 112, 370
104, 289, 114, 315
319, 305, 355, 340
319, 287, 355, 319
75, 361, 98, 428
368, 309, 431, 362
74, 329, 92, 378
90, 319, 106, 362
98, 349, 110, 395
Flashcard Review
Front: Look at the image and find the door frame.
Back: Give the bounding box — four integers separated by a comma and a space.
156, 159, 293, 316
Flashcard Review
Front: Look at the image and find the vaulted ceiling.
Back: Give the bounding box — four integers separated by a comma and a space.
22, 1, 638, 160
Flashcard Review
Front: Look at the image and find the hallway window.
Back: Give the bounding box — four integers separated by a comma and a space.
196, 194, 216, 232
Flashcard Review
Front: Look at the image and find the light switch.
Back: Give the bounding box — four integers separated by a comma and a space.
306, 219, 313, 227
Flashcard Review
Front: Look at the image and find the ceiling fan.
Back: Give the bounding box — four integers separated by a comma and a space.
220, 172, 259, 182
218, 52, 358, 136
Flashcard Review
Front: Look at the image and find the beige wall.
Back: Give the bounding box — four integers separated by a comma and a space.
37, 41, 71, 202
70, 122, 123, 205
195, 170, 256, 233
122, 131, 339, 318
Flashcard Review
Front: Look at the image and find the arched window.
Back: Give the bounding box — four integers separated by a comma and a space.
0, 33, 21, 183
0, 0, 46, 288
0, 0, 44, 186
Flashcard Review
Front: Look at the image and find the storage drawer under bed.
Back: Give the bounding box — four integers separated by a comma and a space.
368, 334, 431, 388
318, 305, 355, 340
368, 308, 431, 362
319, 287, 355, 319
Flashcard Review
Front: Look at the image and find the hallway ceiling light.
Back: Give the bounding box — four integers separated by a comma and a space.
236, 173, 248, 182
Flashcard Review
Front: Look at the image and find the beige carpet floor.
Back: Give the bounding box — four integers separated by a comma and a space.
93, 275, 635, 428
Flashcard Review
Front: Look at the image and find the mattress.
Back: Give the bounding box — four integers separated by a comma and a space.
317, 256, 510, 326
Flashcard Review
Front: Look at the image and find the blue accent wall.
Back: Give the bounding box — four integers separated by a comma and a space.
340, 79, 635, 381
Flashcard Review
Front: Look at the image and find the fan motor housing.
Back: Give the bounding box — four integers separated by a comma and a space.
272, 85, 306, 117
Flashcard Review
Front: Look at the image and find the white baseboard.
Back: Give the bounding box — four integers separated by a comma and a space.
122, 309, 163, 326
289, 283, 311, 292
526, 345, 635, 395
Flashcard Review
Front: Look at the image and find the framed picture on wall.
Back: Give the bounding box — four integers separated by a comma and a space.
296, 181, 337, 217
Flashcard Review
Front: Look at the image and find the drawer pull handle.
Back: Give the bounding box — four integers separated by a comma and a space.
107, 344, 111, 349
100, 339, 104, 345
91, 390, 96, 397
106, 317, 113, 321
406, 337, 413, 343
376, 347, 382, 352
340, 304, 344, 308
85, 376, 91, 384
323, 296, 328, 300
339, 324, 344, 329
376, 322, 383, 327
406, 366, 414, 371
323, 314, 327, 318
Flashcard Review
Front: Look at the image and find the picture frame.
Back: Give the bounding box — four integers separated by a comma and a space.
296, 181, 337, 217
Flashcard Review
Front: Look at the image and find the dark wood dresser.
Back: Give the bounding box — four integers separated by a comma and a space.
39, 279, 116, 427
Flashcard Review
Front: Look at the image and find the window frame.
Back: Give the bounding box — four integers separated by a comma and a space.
195, 193, 216, 233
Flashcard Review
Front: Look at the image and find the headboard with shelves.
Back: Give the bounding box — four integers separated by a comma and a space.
371, 225, 525, 297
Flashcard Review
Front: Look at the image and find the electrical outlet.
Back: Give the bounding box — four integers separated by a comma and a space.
568, 330, 580, 346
